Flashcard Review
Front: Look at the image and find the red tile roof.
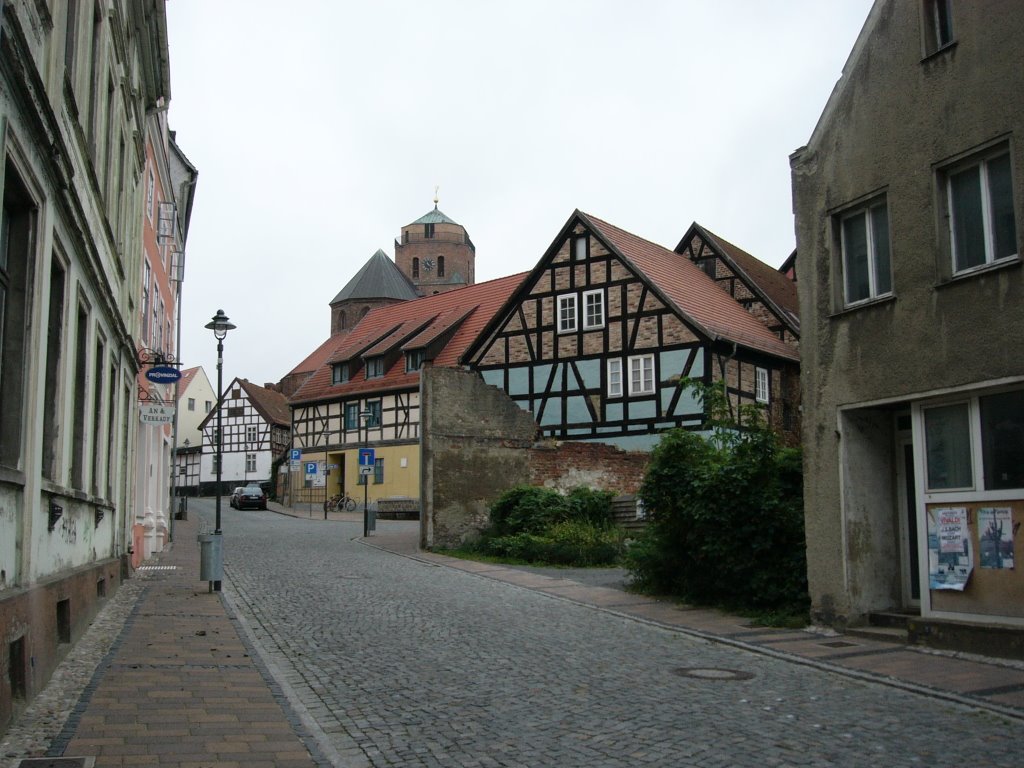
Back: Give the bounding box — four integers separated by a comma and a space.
239, 379, 290, 427
290, 273, 528, 404
687, 223, 799, 327
178, 366, 200, 391
285, 332, 349, 377
582, 212, 798, 361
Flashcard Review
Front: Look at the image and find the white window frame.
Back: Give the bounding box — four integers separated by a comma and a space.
245, 453, 256, 473
582, 289, 605, 330
557, 294, 577, 333
755, 367, 769, 404
919, 387, 1024, 496
607, 358, 623, 398
628, 354, 655, 396
839, 198, 892, 306
146, 168, 154, 221
944, 148, 1018, 275
246, 424, 258, 443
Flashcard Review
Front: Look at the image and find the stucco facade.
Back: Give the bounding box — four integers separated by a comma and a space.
792, 0, 1024, 627
0, 0, 173, 733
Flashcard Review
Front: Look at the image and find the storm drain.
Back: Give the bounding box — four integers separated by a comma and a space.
819, 640, 859, 648
19, 759, 95, 768
137, 565, 177, 571
673, 667, 755, 681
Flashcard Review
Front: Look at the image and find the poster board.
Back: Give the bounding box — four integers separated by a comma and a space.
929, 501, 1024, 618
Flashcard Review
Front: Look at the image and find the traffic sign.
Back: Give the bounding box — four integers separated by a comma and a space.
360, 466, 374, 475
305, 462, 318, 475
358, 448, 375, 466
290, 448, 301, 461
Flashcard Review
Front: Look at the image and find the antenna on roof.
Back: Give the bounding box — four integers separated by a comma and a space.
433, 185, 439, 208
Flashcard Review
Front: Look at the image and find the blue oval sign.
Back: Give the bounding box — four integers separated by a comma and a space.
146, 366, 182, 383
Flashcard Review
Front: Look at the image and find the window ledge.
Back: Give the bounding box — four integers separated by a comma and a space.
938, 257, 1021, 289
921, 40, 957, 64
828, 294, 896, 319
0, 466, 27, 487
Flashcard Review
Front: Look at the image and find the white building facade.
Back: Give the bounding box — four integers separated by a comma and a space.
0, 0, 174, 734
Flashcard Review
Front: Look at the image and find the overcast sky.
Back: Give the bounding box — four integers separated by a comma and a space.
165, 0, 874, 390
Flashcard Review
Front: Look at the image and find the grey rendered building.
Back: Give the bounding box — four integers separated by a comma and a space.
792, 0, 1024, 630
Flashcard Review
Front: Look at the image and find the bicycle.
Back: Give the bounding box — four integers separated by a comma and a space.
323, 492, 357, 513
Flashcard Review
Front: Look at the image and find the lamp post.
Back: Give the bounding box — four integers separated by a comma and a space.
204, 309, 235, 591
359, 408, 374, 537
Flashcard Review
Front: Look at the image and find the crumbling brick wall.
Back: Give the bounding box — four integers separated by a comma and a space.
421, 367, 649, 549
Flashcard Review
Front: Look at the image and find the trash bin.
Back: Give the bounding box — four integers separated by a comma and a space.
367, 506, 376, 533
198, 532, 223, 582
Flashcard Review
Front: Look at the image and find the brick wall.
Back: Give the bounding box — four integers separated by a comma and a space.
421, 367, 650, 549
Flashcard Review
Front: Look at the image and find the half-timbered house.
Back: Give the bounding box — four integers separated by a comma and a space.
288, 274, 526, 508
463, 211, 799, 450
199, 378, 290, 494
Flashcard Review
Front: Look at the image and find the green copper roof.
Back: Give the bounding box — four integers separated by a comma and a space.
410, 206, 459, 226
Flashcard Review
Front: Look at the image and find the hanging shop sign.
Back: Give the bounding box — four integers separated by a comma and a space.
139, 404, 175, 425
146, 366, 182, 384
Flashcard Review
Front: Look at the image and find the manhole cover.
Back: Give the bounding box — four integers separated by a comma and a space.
19, 759, 95, 768
673, 667, 755, 681
820, 640, 859, 648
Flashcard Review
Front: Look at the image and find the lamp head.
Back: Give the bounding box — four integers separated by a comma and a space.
205, 309, 236, 340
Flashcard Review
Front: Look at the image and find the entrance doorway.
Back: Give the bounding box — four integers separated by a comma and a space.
896, 435, 921, 606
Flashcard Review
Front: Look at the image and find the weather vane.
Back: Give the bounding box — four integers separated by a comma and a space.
434, 185, 439, 207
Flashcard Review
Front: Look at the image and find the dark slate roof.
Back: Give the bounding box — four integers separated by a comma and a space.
330, 249, 419, 304
409, 205, 459, 226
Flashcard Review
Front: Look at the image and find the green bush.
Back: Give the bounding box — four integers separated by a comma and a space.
625, 381, 809, 613
482, 520, 624, 566
477, 485, 624, 566
487, 486, 568, 536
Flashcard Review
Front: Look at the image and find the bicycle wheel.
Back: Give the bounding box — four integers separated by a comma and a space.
323, 499, 333, 513
345, 497, 356, 512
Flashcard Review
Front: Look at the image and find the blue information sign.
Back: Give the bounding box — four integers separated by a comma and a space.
358, 448, 375, 466
305, 462, 318, 475
290, 449, 301, 461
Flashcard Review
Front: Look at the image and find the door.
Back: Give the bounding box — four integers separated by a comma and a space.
896, 437, 921, 605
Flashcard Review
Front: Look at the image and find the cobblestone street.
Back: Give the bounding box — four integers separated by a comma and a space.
212, 503, 1022, 768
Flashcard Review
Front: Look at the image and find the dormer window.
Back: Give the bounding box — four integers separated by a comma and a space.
332, 363, 349, 385
406, 350, 425, 372
365, 357, 385, 378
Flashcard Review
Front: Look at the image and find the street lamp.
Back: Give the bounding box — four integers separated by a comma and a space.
204, 309, 235, 591
359, 408, 374, 537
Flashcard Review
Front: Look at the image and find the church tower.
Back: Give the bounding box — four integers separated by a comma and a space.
394, 198, 475, 295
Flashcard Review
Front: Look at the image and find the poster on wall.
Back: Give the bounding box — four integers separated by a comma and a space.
978, 507, 1015, 570
927, 507, 973, 590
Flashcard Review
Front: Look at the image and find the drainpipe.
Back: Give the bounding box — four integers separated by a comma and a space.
714, 338, 739, 424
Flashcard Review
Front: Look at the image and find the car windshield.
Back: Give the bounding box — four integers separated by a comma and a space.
243, 485, 263, 493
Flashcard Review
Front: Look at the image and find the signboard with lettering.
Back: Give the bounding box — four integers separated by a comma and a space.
139, 405, 175, 425
145, 366, 182, 384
